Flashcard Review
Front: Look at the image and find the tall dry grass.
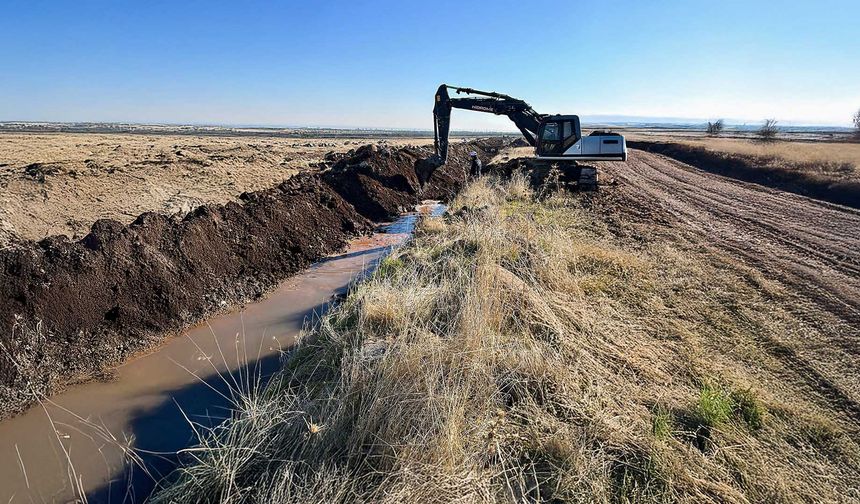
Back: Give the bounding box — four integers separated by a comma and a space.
673, 137, 859, 178
150, 176, 860, 503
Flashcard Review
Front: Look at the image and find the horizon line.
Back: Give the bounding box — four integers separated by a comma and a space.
0, 118, 854, 132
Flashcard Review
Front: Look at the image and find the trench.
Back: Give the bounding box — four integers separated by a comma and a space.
0, 203, 444, 503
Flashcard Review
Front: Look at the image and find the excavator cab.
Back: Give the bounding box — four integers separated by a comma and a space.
536, 115, 626, 161
536, 116, 582, 157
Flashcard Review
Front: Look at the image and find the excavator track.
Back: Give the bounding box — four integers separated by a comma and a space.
577, 166, 598, 190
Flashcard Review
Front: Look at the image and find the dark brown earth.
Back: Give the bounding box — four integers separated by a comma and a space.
0, 141, 501, 419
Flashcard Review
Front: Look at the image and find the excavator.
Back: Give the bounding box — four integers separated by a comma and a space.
423, 84, 628, 188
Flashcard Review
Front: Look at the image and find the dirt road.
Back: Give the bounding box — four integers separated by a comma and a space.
602, 150, 860, 427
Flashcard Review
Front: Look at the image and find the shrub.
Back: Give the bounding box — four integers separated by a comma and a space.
853, 108, 860, 137
706, 119, 725, 136
757, 119, 779, 142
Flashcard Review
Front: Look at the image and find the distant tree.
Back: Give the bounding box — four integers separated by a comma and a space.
757, 119, 779, 142
854, 108, 860, 137
706, 119, 725, 135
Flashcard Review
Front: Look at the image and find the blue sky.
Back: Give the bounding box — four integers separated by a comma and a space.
1, 0, 858, 129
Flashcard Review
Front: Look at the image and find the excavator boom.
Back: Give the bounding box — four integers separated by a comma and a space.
433, 84, 544, 164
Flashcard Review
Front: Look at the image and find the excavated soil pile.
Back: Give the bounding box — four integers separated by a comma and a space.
629, 141, 860, 209
324, 143, 489, 220
0, 141, 499, 419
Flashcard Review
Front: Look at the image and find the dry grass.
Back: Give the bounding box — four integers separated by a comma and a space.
150, 178, 860, 503
668, 137, 860, 177
490, 146, 535, 166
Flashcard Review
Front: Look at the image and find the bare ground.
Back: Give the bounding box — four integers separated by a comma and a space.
0, 132, 434, 245
600, 150, 860, 429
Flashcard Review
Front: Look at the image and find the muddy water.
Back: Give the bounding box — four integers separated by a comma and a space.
0, 203, 442, 503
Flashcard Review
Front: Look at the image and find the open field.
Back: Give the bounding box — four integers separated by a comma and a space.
151, 175, 860, 502
0, 132, 441, 245
647, 136, 860, 172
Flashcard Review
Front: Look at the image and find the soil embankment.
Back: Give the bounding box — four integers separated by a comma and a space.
0, 133, 443, 245
629, 140, 860, 209
0, 141, 501, 419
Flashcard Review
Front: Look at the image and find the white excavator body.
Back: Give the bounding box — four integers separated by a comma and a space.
533, 115, 627, 162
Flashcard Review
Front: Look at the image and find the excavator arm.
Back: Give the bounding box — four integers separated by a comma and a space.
432, 84, 544, 164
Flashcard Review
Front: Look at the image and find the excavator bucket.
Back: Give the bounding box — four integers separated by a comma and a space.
433, 84, 451, 165
415, 85, 451, 187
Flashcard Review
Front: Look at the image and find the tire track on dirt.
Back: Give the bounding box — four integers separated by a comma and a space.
601, 150, 860, 426
609, 152, 860, 322
652, 156, 860, 275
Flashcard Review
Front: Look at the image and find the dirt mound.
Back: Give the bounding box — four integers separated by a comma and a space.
509, 137, 530, 148
324, 141, 503, 221
0, 141, 503, 419
323, 145, 422, 221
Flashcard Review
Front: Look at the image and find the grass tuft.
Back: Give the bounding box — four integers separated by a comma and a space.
652, 406, 672, 440
695, 382, 734, 428
375, 255, 404, 278
732, 387, 766, 430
